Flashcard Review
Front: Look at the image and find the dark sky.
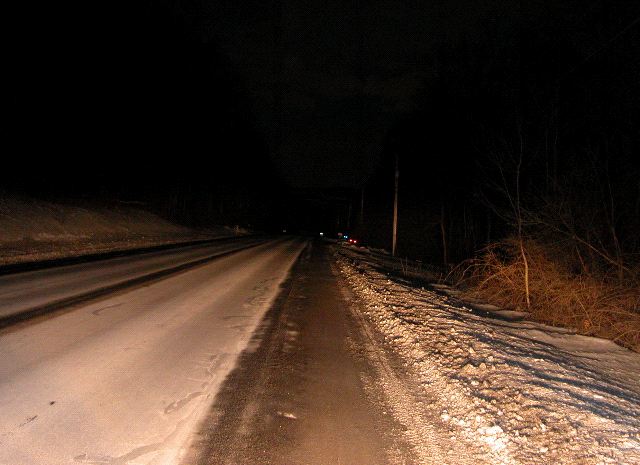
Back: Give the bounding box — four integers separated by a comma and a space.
205, 0, 431, 187
5, 0, 639, 242
198, 0, 517, 188
181, 0, 613, 189
4, 0, 514, 191
6, 0, 587, 190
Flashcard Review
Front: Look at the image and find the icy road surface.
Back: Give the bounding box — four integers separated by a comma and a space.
0, 238, 305, 465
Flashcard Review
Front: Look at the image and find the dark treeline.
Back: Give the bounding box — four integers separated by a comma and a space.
357, 1, 640, 273
6, 0, 285, 229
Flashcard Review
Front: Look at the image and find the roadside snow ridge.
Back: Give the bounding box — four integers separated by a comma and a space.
337, 252, 640, 465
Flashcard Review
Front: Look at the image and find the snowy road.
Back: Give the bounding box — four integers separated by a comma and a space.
0, 236, 267, 323
0, 238, 306, 465
2, 239, 639, 465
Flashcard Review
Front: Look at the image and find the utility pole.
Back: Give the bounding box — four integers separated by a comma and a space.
392, 153, 399, 256
360, 187, 364, 225
440, 203, 448, 267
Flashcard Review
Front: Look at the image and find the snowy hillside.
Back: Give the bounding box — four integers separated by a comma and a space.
0, 196, 241, 265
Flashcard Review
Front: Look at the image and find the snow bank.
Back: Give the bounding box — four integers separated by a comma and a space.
336, 250, 640, 464
0, 196, 239, 265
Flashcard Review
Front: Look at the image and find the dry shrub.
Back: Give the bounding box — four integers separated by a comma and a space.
453, 237, 640, 352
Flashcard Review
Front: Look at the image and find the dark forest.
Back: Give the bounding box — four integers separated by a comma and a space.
6, 1, 640, 269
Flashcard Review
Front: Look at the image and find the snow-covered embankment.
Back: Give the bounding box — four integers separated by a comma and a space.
0, 196, 243, 266
336, 250, 640, 465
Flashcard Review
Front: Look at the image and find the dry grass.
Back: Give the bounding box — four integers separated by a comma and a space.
452, 237, 640, 352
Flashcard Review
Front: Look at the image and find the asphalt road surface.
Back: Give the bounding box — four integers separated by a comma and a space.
0, 238, 309, 464
0, 239, 412, 465
184, 241, 413, 465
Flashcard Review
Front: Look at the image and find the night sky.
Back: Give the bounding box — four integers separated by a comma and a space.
5, 1, 640, 259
